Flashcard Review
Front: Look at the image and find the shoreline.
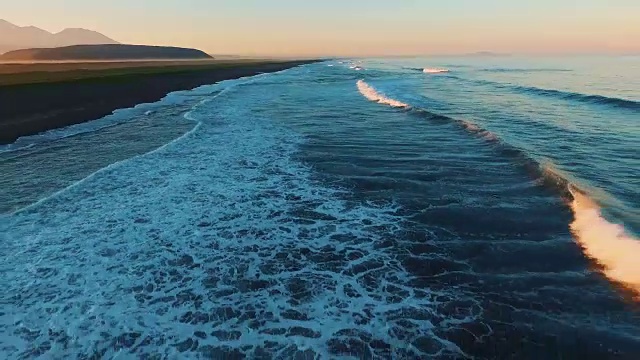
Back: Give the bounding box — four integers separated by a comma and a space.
0, 60, 319, 144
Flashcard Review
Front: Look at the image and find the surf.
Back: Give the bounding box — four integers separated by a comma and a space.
356, 80, 410, 108
423, 68, 450, 74
2, 66, 469, 359
569, 188, 640, 296
446, 75, 640, 111
403, 67, 450, 74
357, 83, 640, 296
452, 120, 640, 296
480, 68, 572, 73
517, 86, 640, 111
6, 70, 288, 215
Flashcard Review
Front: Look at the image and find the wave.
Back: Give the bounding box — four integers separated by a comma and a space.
452, 119, 573, 197
569, 188, 640, 296
0, 92, 201, 154
423, 68, 450, 74
513, 86, 640, 111
403, 67, 450, 74
446, 75, 639, 111
8, 70, 289, 215
11, 101, 206, 216
358, 85, 640, 296
0, 67, 298, 155
455, 119, 640, 295
459, 120, 499, 142
480, 68, 572, 73
356, 80, 410, 108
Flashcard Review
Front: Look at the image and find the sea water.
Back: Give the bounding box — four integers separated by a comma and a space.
1, 56, 639, 358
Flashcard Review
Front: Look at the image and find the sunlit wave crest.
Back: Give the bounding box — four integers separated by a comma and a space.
423, 68, 450, 74
356, 85, 640, 296
356, 80, 410, 108
569, 187, 640, 295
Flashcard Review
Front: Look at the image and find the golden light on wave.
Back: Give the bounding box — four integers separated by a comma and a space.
569, 189, 640, 296
356, 80, 410, 109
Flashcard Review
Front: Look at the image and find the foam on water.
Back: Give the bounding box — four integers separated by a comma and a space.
0, 93, 190, 154
357, 80, 410, 109
423, 68, 450, 74
1, 71, 475, 359
569, 189, 640, 296
5, 77, 252, 216
353, 79, 640, 301
0, 70, 281, 155
4, 59, 639, 359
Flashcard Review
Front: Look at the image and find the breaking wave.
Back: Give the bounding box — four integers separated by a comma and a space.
356, 80, 410, 108
423, 68, 450, 74
569, 188, 640, 296
360, 87, 640, 296
447, 75, 639, 111
459, 120, 499, 142
514, 86, 640, 111
448, 119, 640, 296
403, 67, 450, 74
480, 68, 572, 73
1, 70, 481, 359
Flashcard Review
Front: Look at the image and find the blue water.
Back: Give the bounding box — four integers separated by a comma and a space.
1, 57, 639, 359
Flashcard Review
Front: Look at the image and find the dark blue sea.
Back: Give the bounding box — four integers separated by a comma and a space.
1, 56, 639, 359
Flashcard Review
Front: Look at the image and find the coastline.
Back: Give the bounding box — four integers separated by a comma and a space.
0, 60, 319, 144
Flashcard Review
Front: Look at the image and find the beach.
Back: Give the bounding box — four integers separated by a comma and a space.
0, 59, 317, 144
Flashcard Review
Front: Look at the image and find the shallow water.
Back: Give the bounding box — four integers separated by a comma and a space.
1, 57, 639, 359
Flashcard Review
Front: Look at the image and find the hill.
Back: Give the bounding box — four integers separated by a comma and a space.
0, 19, 118, 54
0, 44, 213, 61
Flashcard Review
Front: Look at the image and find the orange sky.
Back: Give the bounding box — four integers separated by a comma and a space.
3, 0, 639, 56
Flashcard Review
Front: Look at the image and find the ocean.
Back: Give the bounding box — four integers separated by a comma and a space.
1, 56, 639, 359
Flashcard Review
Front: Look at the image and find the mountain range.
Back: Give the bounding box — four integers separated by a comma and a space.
0, 19, 118, 54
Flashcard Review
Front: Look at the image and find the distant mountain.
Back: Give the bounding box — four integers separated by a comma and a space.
0, 44, 213, 61
0, 19, 118, 54
54, 28, 118, 46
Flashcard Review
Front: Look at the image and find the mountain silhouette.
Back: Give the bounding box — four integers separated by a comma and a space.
1, 44, 213, 61
0, 19, 118, 54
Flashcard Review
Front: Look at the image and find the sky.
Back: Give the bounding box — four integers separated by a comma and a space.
3, 0, 639, 56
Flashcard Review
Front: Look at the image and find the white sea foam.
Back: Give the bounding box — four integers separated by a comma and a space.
0, 94, 192, 154
569, 189, 640, 296
10, 91, 223, 216
424, 68, 450, 74
356, 80, 410, 108
0, 69, 287, 155
2, 68, 473, 359
8, 70, 288, 216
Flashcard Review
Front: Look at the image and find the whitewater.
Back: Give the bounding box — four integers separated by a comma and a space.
356, 78, 640, 297
2, 57, 639, 359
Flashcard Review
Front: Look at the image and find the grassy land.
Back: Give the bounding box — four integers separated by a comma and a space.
0, 59, 280, 86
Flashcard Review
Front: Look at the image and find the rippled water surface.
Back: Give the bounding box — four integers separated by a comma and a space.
1, 57, 639, 359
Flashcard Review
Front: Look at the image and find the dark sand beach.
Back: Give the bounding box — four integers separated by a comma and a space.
0, 60, 317, 144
